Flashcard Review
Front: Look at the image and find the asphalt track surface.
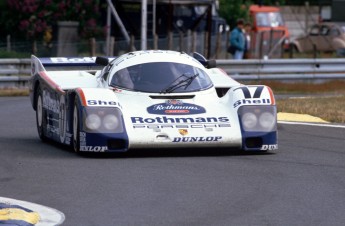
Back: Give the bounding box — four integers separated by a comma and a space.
1, 96, 345, 226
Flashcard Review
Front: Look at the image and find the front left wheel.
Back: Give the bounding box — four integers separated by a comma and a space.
35, 86, 47, 141
73, 98, 81, 153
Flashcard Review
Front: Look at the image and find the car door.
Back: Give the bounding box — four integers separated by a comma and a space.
328, 25, 342, 51
318, 24, 333, 51
298, 24, 319, 52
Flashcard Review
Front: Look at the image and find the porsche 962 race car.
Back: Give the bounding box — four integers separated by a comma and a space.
29, 50, 278, 153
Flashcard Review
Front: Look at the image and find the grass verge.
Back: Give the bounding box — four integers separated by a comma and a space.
0, 88, 29, 97
276, 96, 345, 123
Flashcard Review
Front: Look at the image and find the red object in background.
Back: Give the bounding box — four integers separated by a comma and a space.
248, 5, 290, 57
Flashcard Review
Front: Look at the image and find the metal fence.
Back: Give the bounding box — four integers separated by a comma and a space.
1, 32, 229, 58
1, 30, 292, 60
249, 30, 286, 59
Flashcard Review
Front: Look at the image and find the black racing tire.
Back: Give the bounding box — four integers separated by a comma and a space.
35, 86, 47, 141
72, 97, 81, 153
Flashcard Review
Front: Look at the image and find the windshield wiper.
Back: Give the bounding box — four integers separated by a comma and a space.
160, 73, 199, 93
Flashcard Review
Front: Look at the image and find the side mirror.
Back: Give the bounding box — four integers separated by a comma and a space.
192, 52, 217, 69
193, 52, 207, 65
95, 56, 109, 66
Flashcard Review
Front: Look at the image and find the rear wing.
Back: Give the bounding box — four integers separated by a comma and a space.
31, 55, 116, 75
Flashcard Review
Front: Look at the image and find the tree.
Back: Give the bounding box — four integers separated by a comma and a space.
1, 0, 105, 42
218, 0, 253, 29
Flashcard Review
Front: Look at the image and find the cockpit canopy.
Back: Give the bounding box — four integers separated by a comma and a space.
109, 61, 213, 93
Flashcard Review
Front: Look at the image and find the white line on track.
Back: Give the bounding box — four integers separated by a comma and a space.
278, 121, 345, 128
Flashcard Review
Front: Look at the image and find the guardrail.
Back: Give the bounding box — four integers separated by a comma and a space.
0, 58, 31, 88
217, 58, 345, 80
1, 58, 345, 88
0, 59, 31, 75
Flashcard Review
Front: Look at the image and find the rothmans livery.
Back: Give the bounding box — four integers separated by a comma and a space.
29, 50, 278, 153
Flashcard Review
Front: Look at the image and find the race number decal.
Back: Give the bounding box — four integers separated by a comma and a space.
234, 86, 264, 99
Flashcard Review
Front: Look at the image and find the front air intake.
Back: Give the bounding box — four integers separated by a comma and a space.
107, 139, 127, 150
245, 137, 263, 149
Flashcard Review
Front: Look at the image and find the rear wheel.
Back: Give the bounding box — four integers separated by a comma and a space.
35, 86, 47, 141
73, 98, 81, 153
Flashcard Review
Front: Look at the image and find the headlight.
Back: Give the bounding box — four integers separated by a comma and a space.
238, 105, 277, 132
259, 112, 276, 131
242, 112, 258, 130
103, 114, 119, 130
83, 107, 124, 133
85, 114, 102, 130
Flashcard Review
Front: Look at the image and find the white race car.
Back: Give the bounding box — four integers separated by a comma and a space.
29, 50, 277, 153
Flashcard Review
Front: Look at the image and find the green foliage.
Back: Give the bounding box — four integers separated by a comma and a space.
0, 0, 5, 7
0, 50, 29, 58
218, 0, 252, 29
261, 0, 286, 4
282, 0, 321, 5
0, 0, 105, 42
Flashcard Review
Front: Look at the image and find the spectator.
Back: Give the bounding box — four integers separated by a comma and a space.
243, 22, 252, 59
229, 19, 245, 60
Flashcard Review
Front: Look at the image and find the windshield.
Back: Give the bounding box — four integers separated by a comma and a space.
256, 12, 284, 27
110, 62, 213, 93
